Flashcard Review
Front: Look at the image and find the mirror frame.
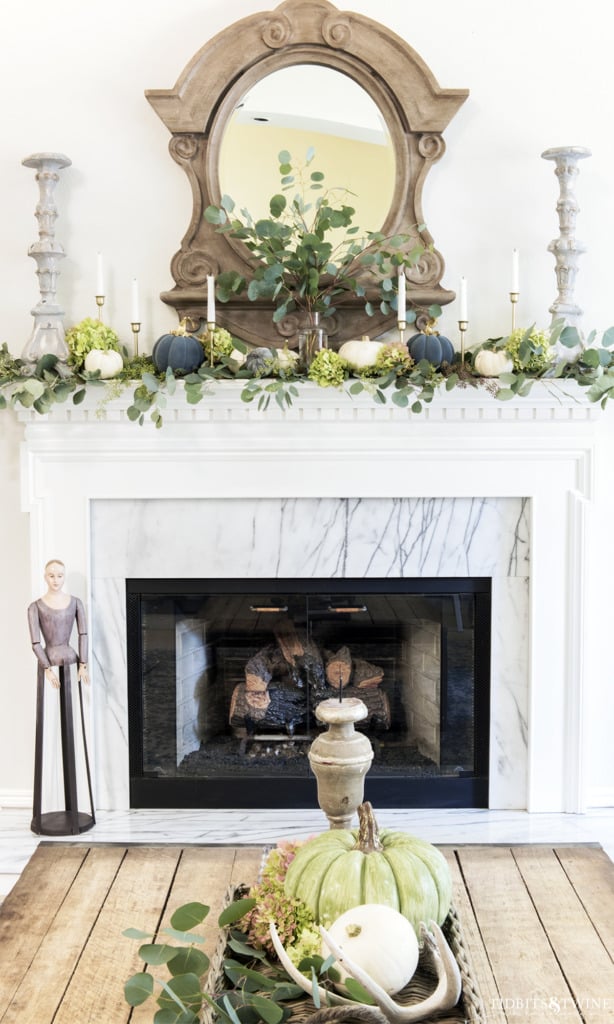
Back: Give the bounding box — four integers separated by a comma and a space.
146, 0, 469, 347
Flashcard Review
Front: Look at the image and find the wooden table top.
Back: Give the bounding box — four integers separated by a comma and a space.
0, 843, 612, 1023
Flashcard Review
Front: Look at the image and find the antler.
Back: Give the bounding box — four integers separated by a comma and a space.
319, 920, 462, 1024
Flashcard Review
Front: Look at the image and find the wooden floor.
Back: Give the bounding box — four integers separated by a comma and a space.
0, 843, 612, 1023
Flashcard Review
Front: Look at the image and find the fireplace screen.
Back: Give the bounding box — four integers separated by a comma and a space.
127, 578, 491, 808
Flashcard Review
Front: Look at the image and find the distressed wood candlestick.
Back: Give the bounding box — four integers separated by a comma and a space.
308, 697, 374, 829
21, 152, 72, 366
542, 145, 591, 328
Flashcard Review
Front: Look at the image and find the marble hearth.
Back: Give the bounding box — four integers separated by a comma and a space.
19, 381, 598, 812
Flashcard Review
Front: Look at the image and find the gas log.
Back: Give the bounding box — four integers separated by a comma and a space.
229, 639, 390, 737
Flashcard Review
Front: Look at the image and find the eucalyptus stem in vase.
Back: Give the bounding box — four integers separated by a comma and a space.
205, 148, 426, 359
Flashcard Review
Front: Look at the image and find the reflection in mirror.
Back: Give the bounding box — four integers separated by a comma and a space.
219, 66, 395, 235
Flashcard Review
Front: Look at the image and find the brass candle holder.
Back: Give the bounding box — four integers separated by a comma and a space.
458, 319, 468, 364
95, 295, 105, 321
131, 321, 141, 358
398, 319, 407, 347
509, 292, 519, 332
207, 320, 216, 365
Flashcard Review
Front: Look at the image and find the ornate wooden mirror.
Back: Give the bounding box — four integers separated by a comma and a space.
146, 0, 468, 347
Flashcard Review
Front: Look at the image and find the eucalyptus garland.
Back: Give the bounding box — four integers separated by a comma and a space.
1, 320, 614, 429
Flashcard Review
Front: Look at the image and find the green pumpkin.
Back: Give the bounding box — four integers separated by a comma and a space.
284, 802, 452, 936
152, 325, 204, 373
408, 330, 454, 368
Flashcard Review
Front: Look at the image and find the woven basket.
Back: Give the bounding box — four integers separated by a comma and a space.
203, 886, 487, 1024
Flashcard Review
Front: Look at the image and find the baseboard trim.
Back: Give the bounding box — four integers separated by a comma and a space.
0, 789, 32, 809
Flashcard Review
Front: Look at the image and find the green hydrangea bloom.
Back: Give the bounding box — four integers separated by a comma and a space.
287, 926, 322, 967
65, 318, 121, 369
308, 349, 347, 387
505, 328, 552, 374
201, 326, 235, 363
359, 342, 414, 378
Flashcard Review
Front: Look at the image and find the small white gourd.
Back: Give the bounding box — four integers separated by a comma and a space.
338, 335, 384, 370
84, 348, 123, 378
228, 348, 247, 371
322, 903, 419, 996
276, 347, 299, 370
473, 348, 513, 377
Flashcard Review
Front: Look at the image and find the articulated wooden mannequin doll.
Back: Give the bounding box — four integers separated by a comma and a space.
28, 559, 95, 835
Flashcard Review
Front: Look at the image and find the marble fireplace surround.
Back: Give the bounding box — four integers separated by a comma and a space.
19, 381, 596, 813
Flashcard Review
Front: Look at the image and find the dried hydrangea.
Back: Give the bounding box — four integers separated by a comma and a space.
244, 843, 316, 956
307, 349, 347, 387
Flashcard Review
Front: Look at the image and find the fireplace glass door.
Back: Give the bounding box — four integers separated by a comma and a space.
127, 578, 491, 808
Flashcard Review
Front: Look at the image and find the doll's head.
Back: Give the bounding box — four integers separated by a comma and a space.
44, 559, 65, 591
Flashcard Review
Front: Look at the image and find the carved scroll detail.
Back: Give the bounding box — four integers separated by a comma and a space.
172, 249, 218, 287
407, 250, 444, 288
418, 133, 446, 162
169, 134, 199, 162
261, 14, 292, 48
322, 14, 352, 48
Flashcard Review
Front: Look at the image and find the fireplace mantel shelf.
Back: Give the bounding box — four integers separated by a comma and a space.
15, 378, 601, 429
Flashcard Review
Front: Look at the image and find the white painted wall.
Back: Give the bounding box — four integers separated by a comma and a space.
1, 0, 613, 803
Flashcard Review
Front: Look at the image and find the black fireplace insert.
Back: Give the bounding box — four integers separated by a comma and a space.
126, 577, 491, 808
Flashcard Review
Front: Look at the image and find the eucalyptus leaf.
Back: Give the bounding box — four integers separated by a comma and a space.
560, 325, 582, 348
218, 897, 256, 927
343, 978, 376, 1004
495, 388, 516, 401
224, 964, 277, 991
168, 946, 209, 978
581, 349, 600, 368
310, 968, 321, 1010
153, 1008, 197, 1024
272, 983, 305, 1001
23, 378, 45, 399
124, 971, 154, 1006
226, 936, 267, 960
249, 994, 284, 1024
222, 994, 243, 1024
123, 927, 154, 940
170, 902, 210, 930
162, 927, 205, 944
138, 942, 181, 966
157, 973, 202, 1015
601, 326, 614, 348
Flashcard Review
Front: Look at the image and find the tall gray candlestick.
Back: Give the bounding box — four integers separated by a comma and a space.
21, 152, 72, 365
541, 145, 591, 328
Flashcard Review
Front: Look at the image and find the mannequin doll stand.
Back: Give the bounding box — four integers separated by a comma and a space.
31, 659, 96, 836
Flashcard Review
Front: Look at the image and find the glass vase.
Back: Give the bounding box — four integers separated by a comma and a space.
297, 312, 327, 371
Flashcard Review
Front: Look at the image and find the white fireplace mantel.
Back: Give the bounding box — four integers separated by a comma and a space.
18, 380, 602, 814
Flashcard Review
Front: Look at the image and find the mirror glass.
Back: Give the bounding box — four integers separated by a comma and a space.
219, 65, 396, 235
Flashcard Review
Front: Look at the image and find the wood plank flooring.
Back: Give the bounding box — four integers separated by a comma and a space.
0, 843, 612, 1023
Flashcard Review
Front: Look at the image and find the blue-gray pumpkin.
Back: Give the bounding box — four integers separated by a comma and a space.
153, 331, 204, 373
408, 331, 455, 368
245, 346, 274, 375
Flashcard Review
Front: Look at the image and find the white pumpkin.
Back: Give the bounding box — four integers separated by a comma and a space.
322, 903, 419, 996
228, 347, 247, 371
84, 348, 123, 378
276, 346, 299, 370
338, 335, 384, 370
473, 348, 513, 377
